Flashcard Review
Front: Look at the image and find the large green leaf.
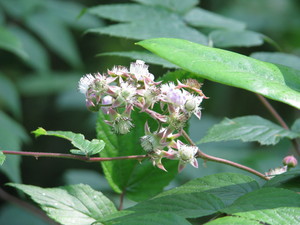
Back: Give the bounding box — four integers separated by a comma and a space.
98, 51, 178, 69
156, 173, 260, 206
137, 38, 300, 109
17, 72, 81, 96
205, 216, 261, 225
251, 52, 300, 71
9, 183, 117, 225
209, 30, 264, 48
96, 110, 178, 201
115, 192, 224, 219
184, 8, 245, 30
0, 73, 21, 118
133, 0, 198, 13
220, 187, 300, 225
263, 170, 300, 192
0, 111, 29, 182
32, 128, 105, 156
105, 213, 191, 225
199, 116, 300, 145
0, 26, 27, 59
88, 4, 207, 44
9, 26, 50, 72
25, 11, 81, 68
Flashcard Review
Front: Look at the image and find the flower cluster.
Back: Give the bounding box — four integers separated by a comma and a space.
79, 60, 206, 172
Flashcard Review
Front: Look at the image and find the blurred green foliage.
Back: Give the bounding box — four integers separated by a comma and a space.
0, 0, 300, 224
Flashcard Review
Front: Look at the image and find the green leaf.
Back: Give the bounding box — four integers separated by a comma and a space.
44, 0, 103, 30
0, 73, 21, 118
158, 69, 204, 84
156, 173, 259, 206
96, 110, 178, 201
0, 26, 27, 59
199, 116, 299, 145
251, 52, 300, 71
220, 188, 300, 225
88, 4, 207, 44
0, 151, 5, 165
32, 128, 105, 156
133, 0, 198, 13
8, 183, 117, 225
205, 216, 261, 225
0, 111, 29, 182
9, 25, 50, 72
105, 213, 191, 225
263, 170, 300, 192
17, 72, 81, 96
209, 30, 264, 48
25, 11, 82, 68
184, 8, 245, 30
89, 4, 168, 22
88, 21, 207, 44
98, 51, 178, 69
291, 118, 300, 134
125, 191, 224, 218
137, 38, 300, 109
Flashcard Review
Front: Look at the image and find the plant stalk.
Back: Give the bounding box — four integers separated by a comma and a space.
182, 130, 270, 181
256, 94, 300, 156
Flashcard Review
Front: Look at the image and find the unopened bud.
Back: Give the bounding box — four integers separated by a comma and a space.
140, 134, 159, 153
112, 116, 134, 134
283, 155, 298, 168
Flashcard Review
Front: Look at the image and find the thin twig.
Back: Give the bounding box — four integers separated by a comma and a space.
256, 94, 300, 155
118, 190, 125, 211
182, 130, 270, 180
0, 187, 59, 225
2, 151, 148, 162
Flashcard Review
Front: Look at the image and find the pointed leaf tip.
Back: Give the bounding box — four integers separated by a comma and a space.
31, 127, 47, 138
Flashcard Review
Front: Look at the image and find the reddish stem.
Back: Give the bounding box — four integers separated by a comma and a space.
2, 151, 148, 162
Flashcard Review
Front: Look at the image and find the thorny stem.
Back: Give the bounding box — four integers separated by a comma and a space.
2, 151, 148, 162
0, 187, 59, 225
182, 130, 270, 181
256, 94, 300, 156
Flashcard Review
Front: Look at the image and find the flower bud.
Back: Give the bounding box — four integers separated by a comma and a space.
282, 155, 298, 168
140, 134, 159, 153
112, 116, 134, 134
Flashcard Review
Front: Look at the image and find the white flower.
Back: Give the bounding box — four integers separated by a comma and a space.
175, 140, 198, 172
160, 83, 187, 106
183, 92, 203, 119
130, 60, 154, 81
112, 82, 137, 107
78, 74, 95, 94
109, 65, 129, 76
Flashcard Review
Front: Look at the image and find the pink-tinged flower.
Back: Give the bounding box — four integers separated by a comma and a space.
175, 140, 198, 172
282, 155, 298, 168
101, 95, 113, 114
265, 166, 288, 178
160, 83, 187, 106
137, 85, 160, 111
78, 74, 95, 94
129, 60, 154, 81
108, 65, 129, 77
111, 82, 137, 107
183, 93, 203, 119
79, 73, 115, 95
